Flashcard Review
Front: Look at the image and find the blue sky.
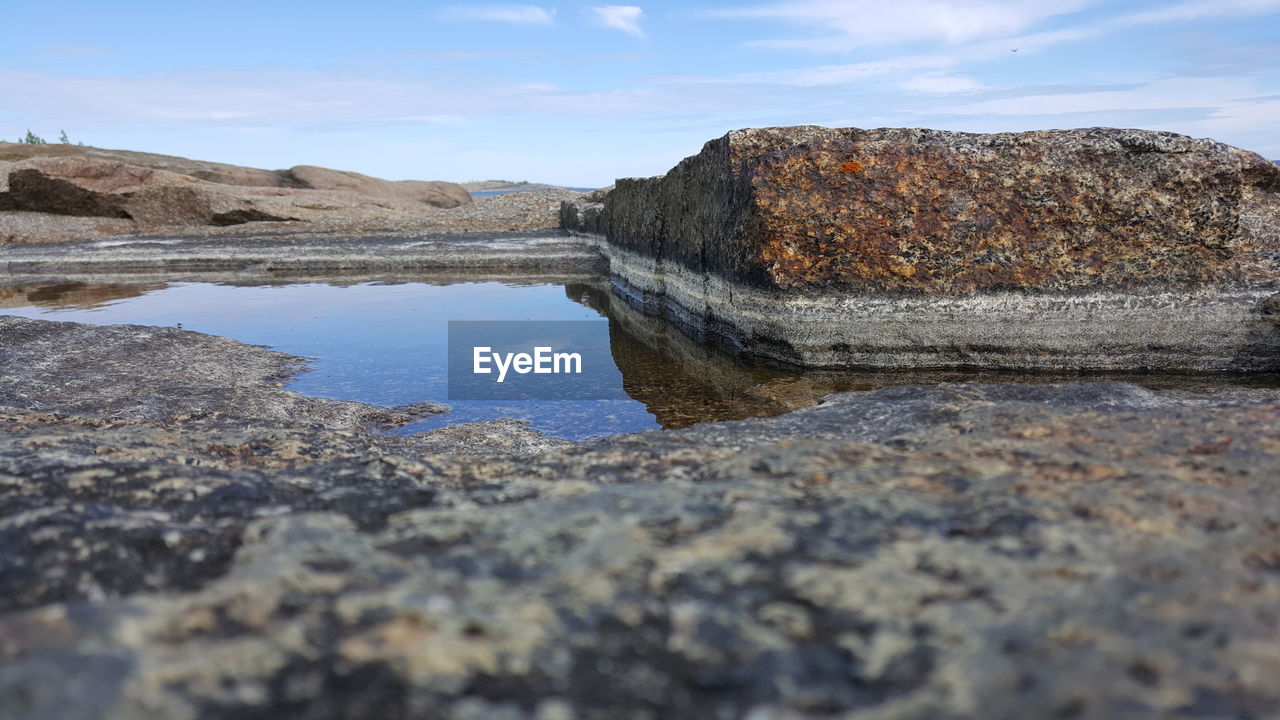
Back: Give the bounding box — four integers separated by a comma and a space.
1, 1, 1277, 186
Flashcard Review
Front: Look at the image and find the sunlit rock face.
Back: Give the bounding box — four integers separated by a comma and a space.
565, 126, 1280, 370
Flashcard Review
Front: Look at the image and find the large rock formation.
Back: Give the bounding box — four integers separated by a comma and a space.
2, 314, 1280, 718
0, 141, 292, 188
564, 127, 1280, 371
1, 155, 484, 233
0, 142, 473, 239
4, 157, 300, 227
0, 141, 472, 209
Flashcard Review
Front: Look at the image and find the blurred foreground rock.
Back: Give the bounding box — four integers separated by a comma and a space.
2, 315, 1280, 719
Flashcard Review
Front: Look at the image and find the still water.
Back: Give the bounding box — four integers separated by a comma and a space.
4, 279, 1277, 441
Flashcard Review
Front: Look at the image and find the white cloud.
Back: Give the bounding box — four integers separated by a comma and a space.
899, 72, 986, 94
1112, 0, 1280, 26
0, 68, 720, 130
711, 0, 1280, 56
439, 5, 557, 25
711, 0, 1091, 52
589, 6, 645, 37
734, 55, 954, 87
935, 77, 1262, 116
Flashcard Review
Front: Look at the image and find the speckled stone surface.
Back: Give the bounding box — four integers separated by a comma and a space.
563, 126, 1280, 370
593, 127, 1280, 293
2, 316, 1280, 719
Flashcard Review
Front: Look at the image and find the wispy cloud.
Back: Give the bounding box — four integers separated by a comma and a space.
709, 0, 1091, 52
710, 0, 1280, 58
1112, 0, 1280, 26
899, 73, 986, 94
935, 77, 1269, 117
439, 5, 557, 26
589, 6, 645, 37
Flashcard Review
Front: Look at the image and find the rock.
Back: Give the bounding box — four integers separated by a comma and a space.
0, 142, 474, 238
0, 140, 289, 188
0, 315, 445, 429
0, 141, 473, 206
565, 126, 1280, 371
0, 231, 605, 277
287, 165, 472, 209
1261, 292, 1280, 320
0, 155, 494, 233
4, 157, 298, 227
1, 315, 1280, 718
559, 191, 607, 236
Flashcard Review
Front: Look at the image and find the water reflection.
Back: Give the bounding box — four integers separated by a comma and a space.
3, 276, 1278, 439
0, 282, 167, 310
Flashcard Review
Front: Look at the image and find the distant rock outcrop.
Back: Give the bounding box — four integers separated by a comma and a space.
564, 126, 1280, 371
4, 156, 298, 227
0, 141, 290, 188
286, 165, 472, 209
0, 141, 471, 234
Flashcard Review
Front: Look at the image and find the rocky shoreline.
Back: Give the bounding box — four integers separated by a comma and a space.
3, 127, 1280, 718
1, 314, 1279, 718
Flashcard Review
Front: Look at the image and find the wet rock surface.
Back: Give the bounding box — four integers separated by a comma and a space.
0, 316, 446, 430
0, 231, 605, 279
2, 316, 1280, 719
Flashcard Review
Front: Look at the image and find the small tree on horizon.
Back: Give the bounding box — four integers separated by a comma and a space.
19, 130, 47, 144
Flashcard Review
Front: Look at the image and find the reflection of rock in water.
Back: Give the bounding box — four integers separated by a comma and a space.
566, 282, 1280, 429
0, 281, 167, 310
565, 282, 845, 427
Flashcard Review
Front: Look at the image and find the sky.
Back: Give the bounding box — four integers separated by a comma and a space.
1, 1, 1277, 186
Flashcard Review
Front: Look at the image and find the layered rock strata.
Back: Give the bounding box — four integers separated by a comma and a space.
563, 127, 1280, 370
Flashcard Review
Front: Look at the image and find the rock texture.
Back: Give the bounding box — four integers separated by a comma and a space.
0, 141, 291, 189
0, 142, 475, 242
0, 231, 605, 279
0, 142, 470, 209
286, 165, 471, 209
563, 126, 1280, 371
0, 316, 445, 429
2, 315, 1280, 719
4, 157, 301, 228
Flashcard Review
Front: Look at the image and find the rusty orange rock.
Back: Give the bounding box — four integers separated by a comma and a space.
597, 126, 1280, 296
562, 126, 1280, 370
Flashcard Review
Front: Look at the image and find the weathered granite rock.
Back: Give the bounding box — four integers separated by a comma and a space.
0, 141, 292, 189
287, 165, 472, 209
0, 142, 472, 208
0, 145, 475, 240
564, 127, 1280, 371
0, 315, 446, 429
3, 157, 300, 227
1, 316, 1280, 718
0, 156, 494, 233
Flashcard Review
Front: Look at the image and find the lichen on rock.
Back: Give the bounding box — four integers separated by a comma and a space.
563, 126, 1280, 371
